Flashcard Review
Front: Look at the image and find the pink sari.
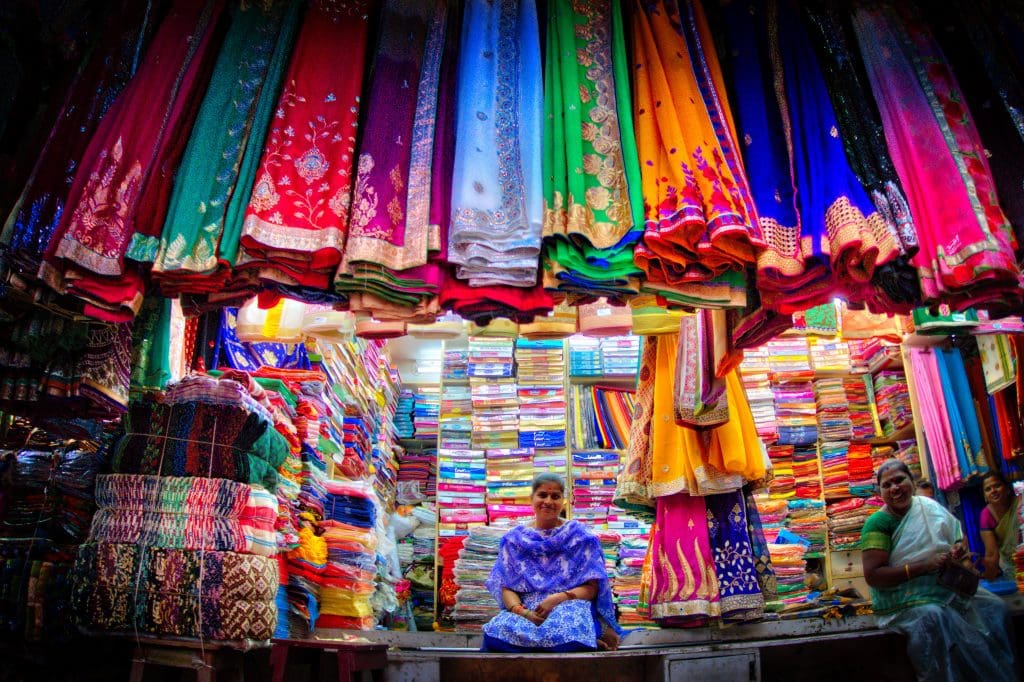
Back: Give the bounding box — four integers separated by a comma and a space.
852, 7, 1021, 311
909, 348, 960, 490
648, 492, 720, 622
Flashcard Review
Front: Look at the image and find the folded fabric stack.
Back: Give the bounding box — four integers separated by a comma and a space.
792, 445, 821, 500
485, 448, 535, 525
72, 543, 278, 641
413, 387, 440, 442
773, 382, 818, 446
894, 440, 922, 481
600, 336, 642, 376
827, 497, 883, 551
786, 500, 827, 559
846, 443, 876, 497
821, 441, 851, 500
468, 337, 518, 451
396, 390, 416, 439
814, 378, 852, 442
765, 446, 796, 499
873, 371, 913, 436
437, 449, 487, 537
739, 348, 778, 442
516, 339, 568, 451
613, 532, 656, 628
570, 386, 635, 451
443, 350, 469, 382
89, 475, 278, 556
765, 543, 810, 609
568, 337, 602, 377
572, 451, 622, 529
809, 340, 851, 374
844, 376, 878, 441
754, 498, 789, 543
318, 480, 378, 630
450, 525, 507, 631
439, 383, 472, 450
397, 446, 437, 503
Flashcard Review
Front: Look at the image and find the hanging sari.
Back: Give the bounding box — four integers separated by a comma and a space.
674, 310, 728, 430
630, 0, 762, 296
2, 0, 164, 270
40, 0, 226, 321
852, 6, 1022, 313
743, 486, 777, 601
935, 347, 988, 481
153, 1, 302, 294
910, 347, 965, 491
705, 491, 764, 621
238, 0, 373, 290
614, 335, 657, 513
542, 0, 643, 300
648, 492, 720, 622
860, 496, 1015, 681
447, 0, 541, 289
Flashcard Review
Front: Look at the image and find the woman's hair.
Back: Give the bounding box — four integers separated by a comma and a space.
982, 471, 1011, 488
531, 472, 565, 494
876, 458, 912, 486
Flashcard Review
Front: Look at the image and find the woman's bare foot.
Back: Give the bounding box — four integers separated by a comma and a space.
596, 626, 621, 651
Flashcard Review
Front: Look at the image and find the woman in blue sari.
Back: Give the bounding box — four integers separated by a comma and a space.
482, 473, 623, 652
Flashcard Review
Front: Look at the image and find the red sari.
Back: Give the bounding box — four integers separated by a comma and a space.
238, 0, 374, 290
40, 0, 226, 321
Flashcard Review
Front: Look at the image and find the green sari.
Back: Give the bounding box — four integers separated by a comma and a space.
542, 0, 643, 299
994, 497, 1021, 574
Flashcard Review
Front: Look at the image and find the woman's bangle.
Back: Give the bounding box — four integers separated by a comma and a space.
904, 564, 911, 581
563, 590, 574, 602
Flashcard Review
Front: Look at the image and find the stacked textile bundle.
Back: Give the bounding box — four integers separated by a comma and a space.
516, 340, 568, 450
396, 390, 416, 439
765, 446, 796, 499
468, 337, 518, 451
767, 338, 812, 378
612, 530, 657, 628
450, 525, 507, 631
809, 340, 851, 374
846, 443, 876, 497
437, 449, 487, 537
765, 543, 810, 608
572, 451, 622, 529
601, 336, 642, 376
413, 387, 440, 441
792, 445, 821, 499
439, 383, 472, 450
894, 440, 922, 481
443, 350, 469, 383
319, 480, 378, 630
738, 348, 778, 442
786, 500, 826, 559
873, 371, 913, 435
88, 475, 278, 556
814, 378, 852, 442
485, 448, 535, 525
403, 504, 437, 631
396, 445, 437, 503
1, 447, 101, 543
773, 382, 818, 446
72, 543, 279, 640
827, 497, 883, 551
821, 441, 851, 500
844, 376, 878, 440
754, 498, 789, 543
568, 337, 603, 377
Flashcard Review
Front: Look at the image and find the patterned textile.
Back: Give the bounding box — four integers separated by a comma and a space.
743, 486, 777, 601
89, 474, 278, 556
648, 493, 720, 622
72, 542, 278, 641
111, 394, 289, 491
482, 520, 621, 650
706, 491, 764, 621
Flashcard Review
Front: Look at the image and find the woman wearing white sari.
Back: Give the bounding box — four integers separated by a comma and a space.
861, 460, 1016, 681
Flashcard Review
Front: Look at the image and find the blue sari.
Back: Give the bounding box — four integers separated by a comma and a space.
482, 520, 621, 652
935, 347, 987, 481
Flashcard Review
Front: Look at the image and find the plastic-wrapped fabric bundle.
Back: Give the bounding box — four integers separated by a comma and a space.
88, 474, 278, 556
450, 525, 508, 630
71, 542, 278, 641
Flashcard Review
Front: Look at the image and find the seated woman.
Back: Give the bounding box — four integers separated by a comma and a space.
482, 473, 622, 652
980, 471, 1020, 581
862, 460, 1015, 681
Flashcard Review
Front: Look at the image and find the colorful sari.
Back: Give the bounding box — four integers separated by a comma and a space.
152, 1, 302, 294
40, 0, 226, 321
630, 0, 762, 299
860, 496, 1015, 681
674, 310, 729, 430
2, 0, 163, 270
542, 0, 643, 300
447, 0, 541, 289
706, 491, 765, 621
648, 493, 719, 622
482, 520, 621, 652
238, 0, 373, 290
852, 6, 1022, 313
614, 335, 657, 514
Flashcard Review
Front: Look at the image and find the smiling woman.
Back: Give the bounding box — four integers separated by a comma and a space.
859, 459, 1016, 680
480, 474, 623, 653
